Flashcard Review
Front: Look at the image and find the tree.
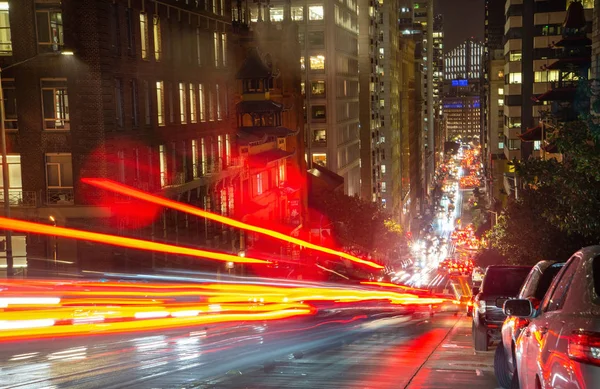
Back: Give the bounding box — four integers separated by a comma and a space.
309, 191, 405, 257
487, 119, 599, 264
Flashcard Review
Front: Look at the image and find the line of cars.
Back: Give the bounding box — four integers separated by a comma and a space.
471, 246, 600, 388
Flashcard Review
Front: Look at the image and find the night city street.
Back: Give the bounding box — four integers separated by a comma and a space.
3, 0, 600, 388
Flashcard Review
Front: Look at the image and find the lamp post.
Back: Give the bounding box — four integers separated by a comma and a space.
1, 50, 73, 277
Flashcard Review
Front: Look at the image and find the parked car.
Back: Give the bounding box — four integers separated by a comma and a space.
494, 261, 565, 388
472, 265, 533, 351
507, 246, 600, 389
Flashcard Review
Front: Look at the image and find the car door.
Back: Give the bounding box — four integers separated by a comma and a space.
523, 257, 579, 389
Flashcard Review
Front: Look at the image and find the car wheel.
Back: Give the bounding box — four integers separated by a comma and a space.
494, 343, 512, 388
473, 321, 489, 351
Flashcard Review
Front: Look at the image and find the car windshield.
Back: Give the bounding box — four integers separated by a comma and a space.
482, 267, 532, 296
534, 263, 565, 300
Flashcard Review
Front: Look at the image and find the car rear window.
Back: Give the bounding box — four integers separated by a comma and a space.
482, 267, 532, 296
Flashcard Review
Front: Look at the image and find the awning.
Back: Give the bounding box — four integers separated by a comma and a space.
545, 57, 590, 70
248, 148, 295, 168
534, 87, 576, 102
519, 125, 542, 141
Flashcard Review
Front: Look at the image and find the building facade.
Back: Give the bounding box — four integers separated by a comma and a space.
443, 39, 484, 142
242, 0, 361, 196
502, 0, 592, 195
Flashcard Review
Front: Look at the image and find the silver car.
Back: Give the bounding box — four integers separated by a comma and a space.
505, 246, 600, 389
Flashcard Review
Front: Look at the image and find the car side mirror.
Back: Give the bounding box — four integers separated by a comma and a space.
503, 299, 533, 318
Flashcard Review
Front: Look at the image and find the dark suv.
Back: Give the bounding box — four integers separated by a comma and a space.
472, 265, 532, 351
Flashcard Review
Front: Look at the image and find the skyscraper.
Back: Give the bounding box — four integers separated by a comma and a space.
246, 0, 361, 196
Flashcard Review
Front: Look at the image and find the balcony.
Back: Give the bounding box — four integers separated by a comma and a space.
46, 188, 74, 205
503, 147, 521, 161
0, 190, 37, 207
507, 127, 522, 139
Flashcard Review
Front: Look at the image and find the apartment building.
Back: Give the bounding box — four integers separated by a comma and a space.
358, 0, 382, 203
503, 0, 592, 195
482, 0, 506, 206
245, 0, 361, 196
0, 0, 242, 276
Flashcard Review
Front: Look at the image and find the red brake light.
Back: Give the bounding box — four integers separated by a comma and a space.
568, 330, 600, 366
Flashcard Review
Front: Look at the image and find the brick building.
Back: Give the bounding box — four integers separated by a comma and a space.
0, 0, 244, 275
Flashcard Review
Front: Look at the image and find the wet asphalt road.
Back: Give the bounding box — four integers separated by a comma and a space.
0, 312, 499, 389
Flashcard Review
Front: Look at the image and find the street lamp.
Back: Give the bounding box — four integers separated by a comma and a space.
49, 216, 57, 268
1, 49, 74, 277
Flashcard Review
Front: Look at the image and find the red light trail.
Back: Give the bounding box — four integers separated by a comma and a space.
0, 217, 269, 265
82, 178, 384, 269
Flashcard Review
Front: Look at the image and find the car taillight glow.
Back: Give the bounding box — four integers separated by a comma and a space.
568, 330, 600, 366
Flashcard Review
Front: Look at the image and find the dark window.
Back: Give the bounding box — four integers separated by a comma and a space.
125, 8, 135, 56
2, 79, 17, 130
308, 31, 324, 46
109, 3, 121, 55
36, 4, 63, 53
530, 263, 565, 301
41, 79, 69, 130
143, 80, 151, 126
114, 78, 124, 128
482, 267, 532, 296
311, 105, 326, 120
593, 256, 600, 302
544, 258, 578, 312
130, 79, 139, 127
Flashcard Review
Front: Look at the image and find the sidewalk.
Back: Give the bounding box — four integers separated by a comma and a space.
406, 315, 499, 389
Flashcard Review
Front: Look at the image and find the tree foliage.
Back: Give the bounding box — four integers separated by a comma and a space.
309, 191, 404, 256
488, 119, 600, 264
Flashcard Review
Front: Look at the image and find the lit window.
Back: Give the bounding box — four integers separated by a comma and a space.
153, 15, 161, 61
534, 140, 541, 150
381, 182, 387, 192
189, 84, 197, 123
41, 79, 69, 130
36, 5, 63, 53
139, 12, 149, 59
256, 173, 263, 195
225, 134, 231, 166
213, 32, 219, 67
179, 82, 187, 124
278, 161, 285, 183
509, 73, 522, 84
498, 142, 504, 149
498, 99, 504, 107
156, 81, 165, 126
217, 135, 223, 167
312, 153, 327, 167
199, 84, 206, 122
0, 2, 11, 55
291, 6, 304, 21
509, 50, 521, 62
200, 138, 207, 175
311, 80, 326, 96
0, 155, 22, 204
221, 33, 227, 67
309, 5, 324, 20
381, 165, 386, 174
313, 129, 326, 143
159, 145, 167, 187
192, 139, 198, 178
498, 88, 504, 95
309, 55, 325, 70
270, 7, 284, 22
300, 56, 305, 70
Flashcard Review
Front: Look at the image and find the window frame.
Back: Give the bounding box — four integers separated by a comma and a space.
41, 78, 70, 131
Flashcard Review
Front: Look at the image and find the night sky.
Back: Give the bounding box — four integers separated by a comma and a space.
436, 0, 485, 52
